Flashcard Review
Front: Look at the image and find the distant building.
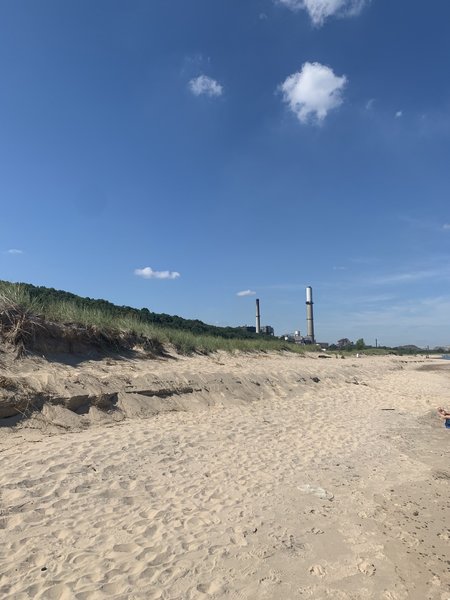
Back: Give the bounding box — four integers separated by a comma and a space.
282, 333, 296, 341
282, 331, 319, 345
239, 324, 274, 335
337, 338, 353, 348
261, 325, 274, 336
240, 325, 256, 333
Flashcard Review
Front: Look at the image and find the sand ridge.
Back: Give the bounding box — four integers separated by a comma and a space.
0, 353, 449, 599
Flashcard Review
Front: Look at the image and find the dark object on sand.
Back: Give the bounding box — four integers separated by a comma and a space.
437, 407, 450, 428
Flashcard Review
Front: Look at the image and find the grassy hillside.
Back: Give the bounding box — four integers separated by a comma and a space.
0, 281, 306, 356
1, 280, 261, 339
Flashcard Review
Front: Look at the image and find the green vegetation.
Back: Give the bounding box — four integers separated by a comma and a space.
328, 342, 440, 357
1, 280, 263, 339
0, 281, 307, 356
355, 338, 365, 351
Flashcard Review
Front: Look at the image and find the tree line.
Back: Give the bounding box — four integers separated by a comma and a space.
8, 281, 264, 340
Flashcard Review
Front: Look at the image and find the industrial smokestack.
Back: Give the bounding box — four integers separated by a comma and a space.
256, 298, 261, 334
306, 286, 315, 343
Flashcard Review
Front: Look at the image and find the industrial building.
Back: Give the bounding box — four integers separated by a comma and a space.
242, 287, 319, 343
260, 325, 274, 336
239, 299, 274, 336
282, 286, 325, 346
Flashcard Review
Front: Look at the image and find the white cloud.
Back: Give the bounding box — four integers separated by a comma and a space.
189, 75, 223, 97
365, 98, 375, 110
237, 289, 256, 297
134, 267, 180, 280
395, 110, 403, 118
443, 224, 450, 230
277, 0, 369, 26
280, 62, 347, 124
6, 249, 23, 254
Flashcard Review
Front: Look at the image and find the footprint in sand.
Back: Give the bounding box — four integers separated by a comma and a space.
196, 580, 226, 595
358, 560, 376, 576
309, 564, 326, 577
310, 527, 324, 535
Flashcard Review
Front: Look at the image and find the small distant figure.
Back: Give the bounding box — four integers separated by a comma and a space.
437, 407, 450, 429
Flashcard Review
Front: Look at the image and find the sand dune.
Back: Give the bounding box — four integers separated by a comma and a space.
0, 353, 449, 599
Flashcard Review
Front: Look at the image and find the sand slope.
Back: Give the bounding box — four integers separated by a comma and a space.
0, 353, 449, 599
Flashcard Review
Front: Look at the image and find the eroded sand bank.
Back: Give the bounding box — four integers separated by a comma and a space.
0, 353, 449, 599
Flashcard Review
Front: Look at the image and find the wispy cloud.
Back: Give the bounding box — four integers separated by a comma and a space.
352, 293, 397, 304
6, 249, 23, 255
395, 110, 403, 118
237, 289, 256, 297
134, 267, 180, 280
398, 214, 436, 232
189, 75, 223, 97
182, 53, 210, 71
279, 62, 347, 124
344, 295, 450, 337
368, 269, 439, 286
320, 292, 450, 346
276, 0, 369, 26
365, 98, 375, 110
326, 255, 450, 291
260, 283, 305, 292
416, 109, 450, 139
349, 256, 381, 265
396, 215, 450, 236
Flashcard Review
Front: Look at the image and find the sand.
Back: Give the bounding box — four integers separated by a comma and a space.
0, 352, 449, 599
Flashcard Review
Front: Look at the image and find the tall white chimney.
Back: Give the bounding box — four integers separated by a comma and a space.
306, 286, 315, 342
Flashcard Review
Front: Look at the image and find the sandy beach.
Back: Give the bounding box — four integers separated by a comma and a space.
0, 352, 449, 599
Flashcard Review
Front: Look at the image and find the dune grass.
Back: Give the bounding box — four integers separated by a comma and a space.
0, 282, 308, 356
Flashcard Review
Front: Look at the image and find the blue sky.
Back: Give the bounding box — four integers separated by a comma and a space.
1, 0, 450, 347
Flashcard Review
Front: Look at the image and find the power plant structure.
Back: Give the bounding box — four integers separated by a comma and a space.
236, 299, 273, 336
255, 298, 261, 334
243, 288, 317, 344
305, 286, 315, 343
282, 285, 318, 345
